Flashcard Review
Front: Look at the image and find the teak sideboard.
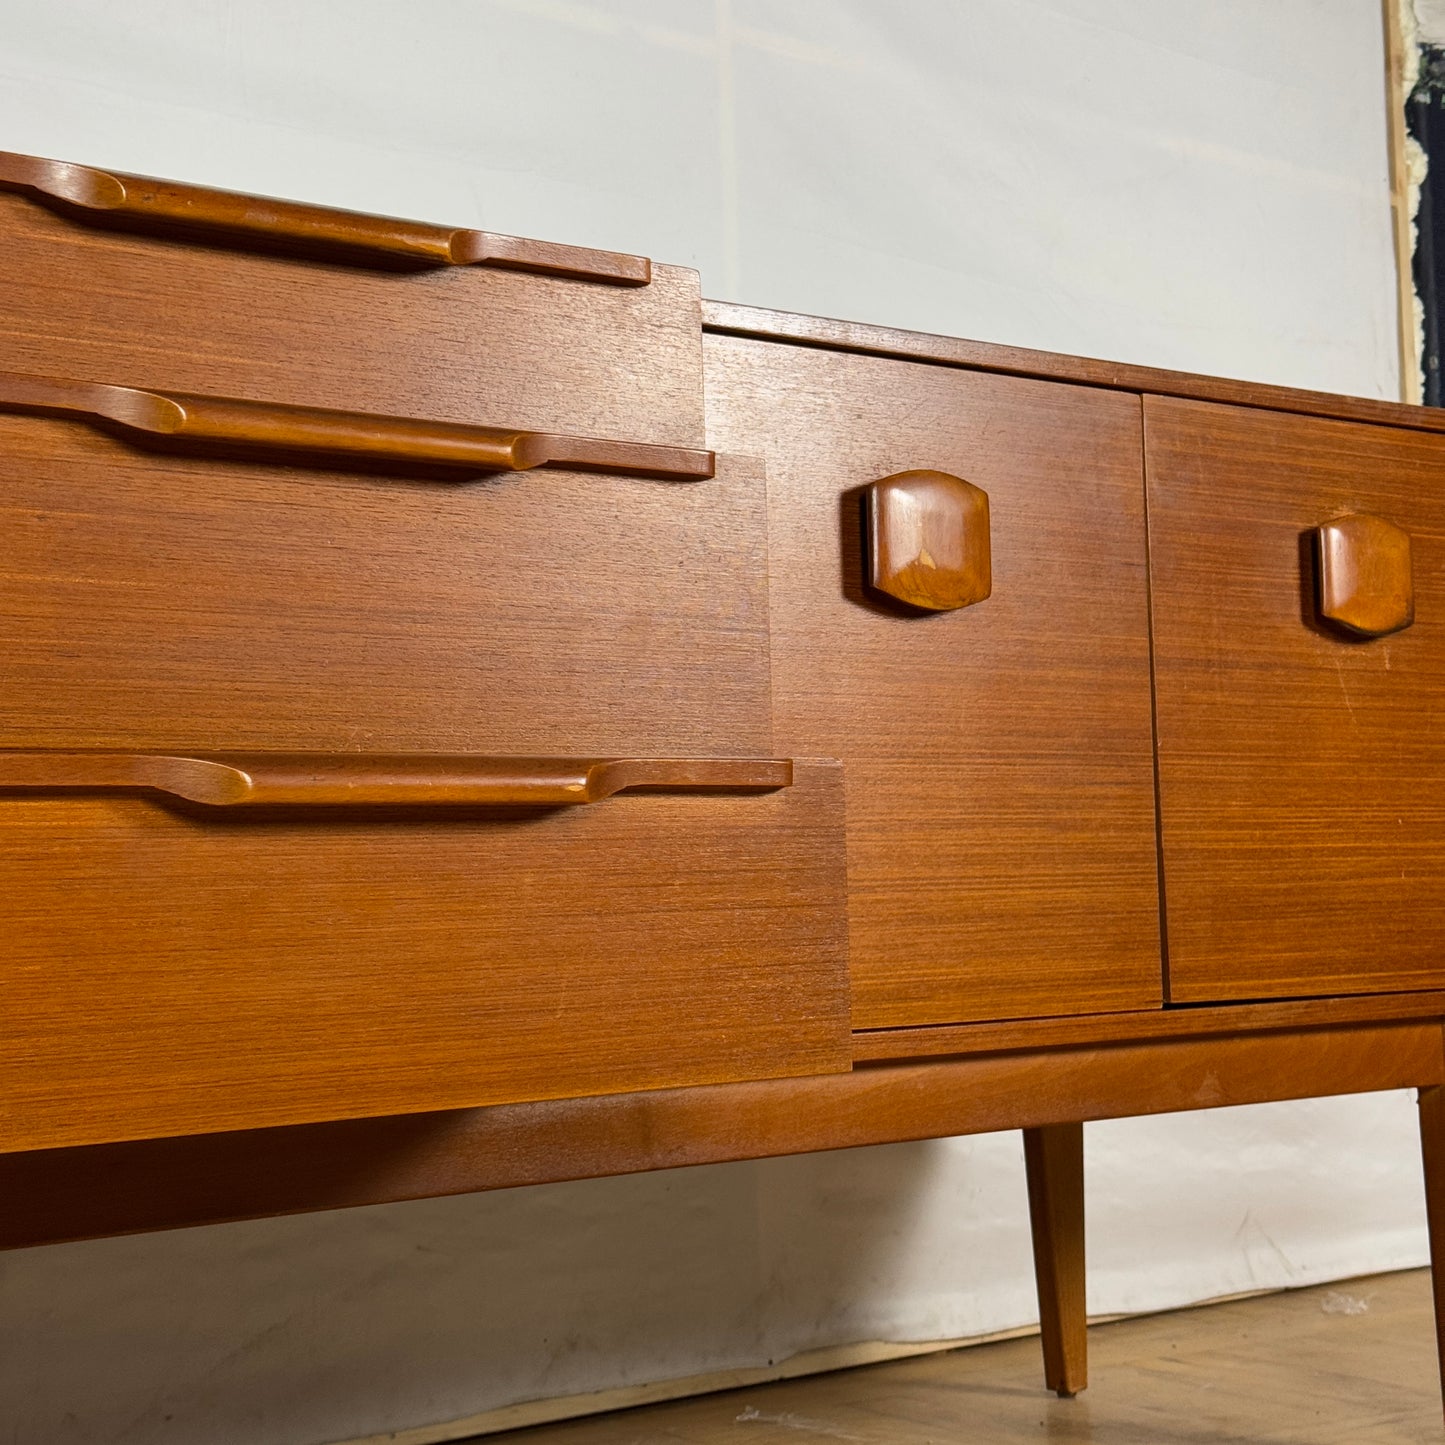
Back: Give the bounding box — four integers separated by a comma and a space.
2, 150, 1445, 1425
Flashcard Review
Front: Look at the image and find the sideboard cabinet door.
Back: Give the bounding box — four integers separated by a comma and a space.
704, 336, 1162, 1028
1146, 396, 1445, 1001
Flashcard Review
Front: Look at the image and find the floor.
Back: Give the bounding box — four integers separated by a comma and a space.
490, 1270, 1440, 1444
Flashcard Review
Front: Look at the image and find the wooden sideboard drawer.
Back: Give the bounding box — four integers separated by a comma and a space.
703, 336, 1161, 1028
0, 152, 705, 450
1146, 396, 1445, 1001
0, 414, 768, 758
0, 757, 849, 1151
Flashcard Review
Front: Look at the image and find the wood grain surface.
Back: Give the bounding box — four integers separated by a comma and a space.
1, 1020, 1436, 1249
852, 991, 1445, 1061
1314, 511, 1415, 638
0, 190, 704, 448
0, 149, 652, 284
0, 760, 849, 1153
0, 751, 793, 807
0, 150, 653, 283
866, 470, 992, 611
0, 751, 797, 809
704, 334, 1160, 1028
1145, 397, 1445, 1002
0, 369, 714, 479
0, 422, 771, 759
703, 298, 1445, 439
1025, 1122, 1088, 1397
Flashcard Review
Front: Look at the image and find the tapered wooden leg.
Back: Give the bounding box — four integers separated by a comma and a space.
1024, 1121, 1087, 1397
1418, 1086, 1445, 1425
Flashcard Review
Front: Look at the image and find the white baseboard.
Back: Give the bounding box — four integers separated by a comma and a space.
332, 1283, 1304, 1445
333, 1325, 1043, 1445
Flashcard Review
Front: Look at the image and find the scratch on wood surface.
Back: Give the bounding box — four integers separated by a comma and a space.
1334, 655, 1359, 722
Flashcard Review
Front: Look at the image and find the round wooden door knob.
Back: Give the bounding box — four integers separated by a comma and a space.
1314, 512, 1413, 638
865, 470, 991, 611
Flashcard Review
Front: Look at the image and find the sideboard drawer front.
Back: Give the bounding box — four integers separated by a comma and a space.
1146, 396, 1445, 1001
704, 335, 1162, 1028
0, 419, 768, 759
0, 761, 849, 1152
0, 186, 704, 450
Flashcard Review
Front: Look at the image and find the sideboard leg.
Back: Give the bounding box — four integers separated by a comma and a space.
1419, 1086, 1445, 1424
1024, 1121, 1087, 1397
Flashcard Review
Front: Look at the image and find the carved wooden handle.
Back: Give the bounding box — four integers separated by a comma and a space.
0, 150, 651, 285
1314, 512, 1414, 638
866, 470, 992, 611
0, 370, 714, 481
0, 753, 793, 808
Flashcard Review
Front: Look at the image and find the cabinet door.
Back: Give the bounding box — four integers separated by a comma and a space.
1146, 396, 1445, 1001
705, 336, 1161, 1027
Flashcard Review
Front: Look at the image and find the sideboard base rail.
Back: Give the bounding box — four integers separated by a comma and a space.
2, 1019, 1438, 1253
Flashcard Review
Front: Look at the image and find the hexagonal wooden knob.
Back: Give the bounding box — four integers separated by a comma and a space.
1314, 512, 1414, 638
865, 470, 991, 612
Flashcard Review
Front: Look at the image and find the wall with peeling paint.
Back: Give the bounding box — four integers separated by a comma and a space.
1420, 0, 1445, 44
0, 4, 1418, 1443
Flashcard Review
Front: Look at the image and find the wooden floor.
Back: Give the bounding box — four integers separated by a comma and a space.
491, 1270, 1440, 1443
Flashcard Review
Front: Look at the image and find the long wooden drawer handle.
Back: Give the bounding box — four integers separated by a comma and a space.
1313, 512, 1414, 638
0, 150, 651, 285
0, 753, 793, 808
866, 470, 992, 611
0, 371, 715, 481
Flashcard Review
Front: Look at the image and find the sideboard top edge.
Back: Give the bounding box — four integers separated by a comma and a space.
701, 299, 1445, 437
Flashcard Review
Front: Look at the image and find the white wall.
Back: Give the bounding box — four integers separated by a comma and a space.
0, 4, 1422, 1443
1419, 0, 1445, 43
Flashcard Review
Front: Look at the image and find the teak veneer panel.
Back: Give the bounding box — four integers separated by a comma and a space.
0, 189, 705, 449
703, 335, 1160, 1028
1025, 1122, 1088, 1397
0, 420, 768, 759
0, 150, 652, 285
0, 752, 794, 808
0, 369, 714, 479
0, 761, 849, 1153
1145, 397, 1445, 1002
852, 990, 1445, 1061
1, 1021, 1436, 1250
703, 299, 1445, 439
